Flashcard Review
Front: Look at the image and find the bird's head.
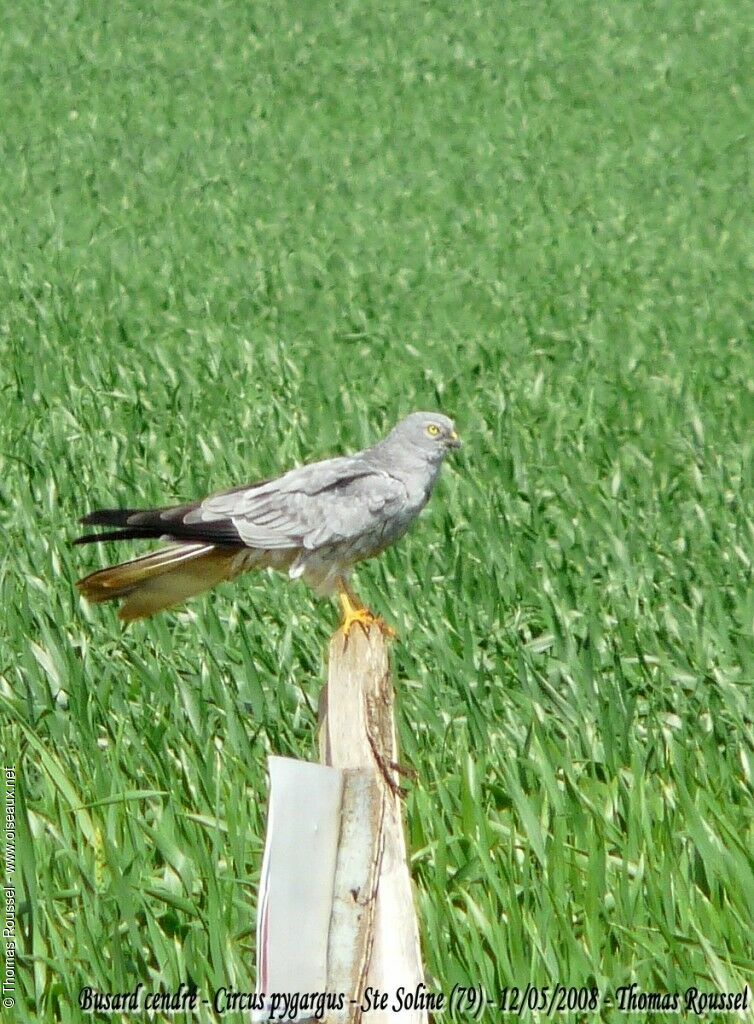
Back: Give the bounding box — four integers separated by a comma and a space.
389, 411, 462, 460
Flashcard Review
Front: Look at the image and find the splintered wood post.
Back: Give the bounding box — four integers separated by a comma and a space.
319, 626, 428, 1024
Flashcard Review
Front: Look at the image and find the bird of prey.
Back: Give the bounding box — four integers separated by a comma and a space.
75, 412, 461, 633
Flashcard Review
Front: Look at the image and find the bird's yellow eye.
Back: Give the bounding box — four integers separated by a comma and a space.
426, 424, 441, 437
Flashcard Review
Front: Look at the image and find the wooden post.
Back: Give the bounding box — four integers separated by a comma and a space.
319, 626, 428, 1024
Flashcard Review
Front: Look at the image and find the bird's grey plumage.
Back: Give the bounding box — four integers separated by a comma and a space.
75, 412, 461, 621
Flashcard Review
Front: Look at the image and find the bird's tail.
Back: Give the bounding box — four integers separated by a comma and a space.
76, 543, 248, 622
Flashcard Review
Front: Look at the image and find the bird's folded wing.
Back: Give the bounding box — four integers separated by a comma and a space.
185, 458, 406, 551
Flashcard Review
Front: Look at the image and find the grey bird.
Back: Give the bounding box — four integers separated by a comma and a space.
74, 412, 461, 632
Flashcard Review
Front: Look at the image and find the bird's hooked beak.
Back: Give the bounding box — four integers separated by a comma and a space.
447, 429, 462, 450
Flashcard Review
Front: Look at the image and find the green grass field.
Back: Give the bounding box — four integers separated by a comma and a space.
2, 0, 753, 1020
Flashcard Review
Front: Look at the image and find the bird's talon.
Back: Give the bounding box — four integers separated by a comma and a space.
340, 612, 397, 641
341, 606, 378, 639
337, 582, 396, 641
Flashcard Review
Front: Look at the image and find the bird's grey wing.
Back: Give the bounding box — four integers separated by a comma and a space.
184, 456, 407, 551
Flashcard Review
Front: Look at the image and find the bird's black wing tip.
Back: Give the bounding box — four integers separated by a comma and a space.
73, 529, 145, 546
78, 508, 143, 528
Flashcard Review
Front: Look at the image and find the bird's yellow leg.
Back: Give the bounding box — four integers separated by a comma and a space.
336, 579, 395, 639
337, 580, 376, 636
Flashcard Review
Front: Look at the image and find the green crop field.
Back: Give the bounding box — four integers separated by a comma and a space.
2, 0, 753, 1020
